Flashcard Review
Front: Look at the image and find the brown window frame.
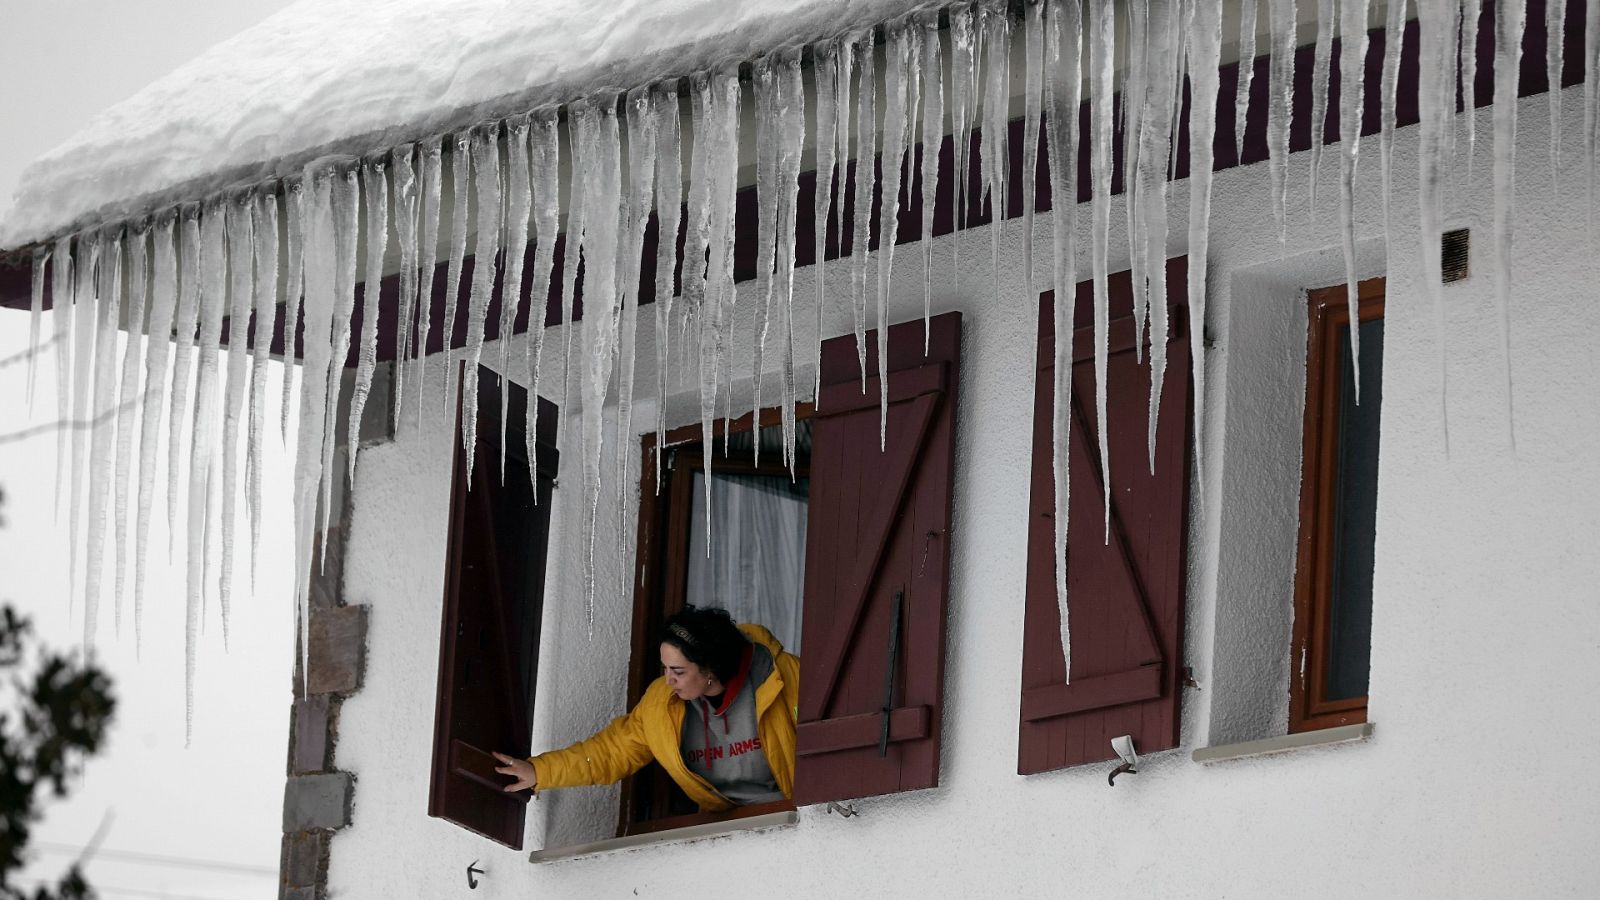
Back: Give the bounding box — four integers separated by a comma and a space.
616, 403, 813, 837
1290, 278, 1385, 734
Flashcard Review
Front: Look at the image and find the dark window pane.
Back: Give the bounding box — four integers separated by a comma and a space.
1326, 317, 1383, 701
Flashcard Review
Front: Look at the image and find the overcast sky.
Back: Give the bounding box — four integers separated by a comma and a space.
2, 3, 301, 898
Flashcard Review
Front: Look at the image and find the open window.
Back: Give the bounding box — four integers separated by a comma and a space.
428, 365, 560, 849
621, 311, 964, 828
1290, 279, 1384, 733
1017, 260, 1194, 775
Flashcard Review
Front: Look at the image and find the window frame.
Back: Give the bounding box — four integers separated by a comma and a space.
616, 403, 813, 837
1289, 278, 1385, 734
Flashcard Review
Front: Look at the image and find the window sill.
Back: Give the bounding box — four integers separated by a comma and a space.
1191, 722, 1373, 764
528, 807, 797, 864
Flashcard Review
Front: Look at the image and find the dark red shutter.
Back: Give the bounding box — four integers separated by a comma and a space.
1017, 258, 1193, 775
429, 366, 559, 848
794, 312, 961, 805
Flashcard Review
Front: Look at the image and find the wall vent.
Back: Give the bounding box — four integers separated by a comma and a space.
1441, 228, 1470, 283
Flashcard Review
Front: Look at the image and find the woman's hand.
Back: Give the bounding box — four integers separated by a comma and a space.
492, 751, 538, 793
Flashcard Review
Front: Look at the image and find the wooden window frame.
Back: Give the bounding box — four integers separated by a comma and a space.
1289, 278, 1385, 734
616, 403, 813, 837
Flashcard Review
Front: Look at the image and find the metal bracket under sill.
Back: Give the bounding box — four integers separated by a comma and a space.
528, 809, 798, 864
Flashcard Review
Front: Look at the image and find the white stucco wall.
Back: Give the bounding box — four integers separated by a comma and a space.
326, 87, 1600, 898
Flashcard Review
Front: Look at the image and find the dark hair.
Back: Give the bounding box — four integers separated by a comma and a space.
659, 605, 749, 684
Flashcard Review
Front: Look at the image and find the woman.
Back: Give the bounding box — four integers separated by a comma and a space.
493, 605, 800, 811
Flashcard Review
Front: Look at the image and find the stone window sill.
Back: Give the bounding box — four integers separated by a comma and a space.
528, 807, 797, 864
1191, 722, 1374, 764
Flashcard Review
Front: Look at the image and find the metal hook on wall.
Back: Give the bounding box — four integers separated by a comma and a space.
467, 860, 484, 889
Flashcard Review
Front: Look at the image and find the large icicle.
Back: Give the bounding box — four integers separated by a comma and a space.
812, 41, 841, 400
1461, 0, 1482, 177
1548, 0, 1566, 190
1044, 0, 1083, 681
652, 88, 683, 479
499, 116, 534, 483
111, 225, 149, 631
951, 2, 978, 289
443, 133, 472, 408
460, 126, 503, 489
51, 236, 72, 517
83, 228, 124, 648
1022, 0, 1045, 318
558, 110, 590, 452
218, 195, 255, 645
280, 186, 304, 444
413, 137, 444, 424
1123, 0, 1149, 334
26, 247, 46, 410
526, 111, 561, 488
618, 87, 658, 581
753, 55, 785, 460
318, 168, 362, 557
1309, 0, 1336, 214
67, 233, 100, 609
1381, 0, 1411, 232
134, 215, 178, 649
1339, 0, 1371, 404
392, 145, 419, 429
1088, 0, 1116, 536
694, 68, 742, 549
1235, 0, 1260, 162
574, 102, 624, 629
919, 13, 944, 351
980, 1, 1012, 301
350, 156, 391, 485
187, 201, 227, 713
876, 23, 913, 448
1188, 0, 1222, 507
1418, 0, 1454, 452
247, 193, 279, 584
167, 213, 202, 551
1138, 0, 1178, 472
1493, 0, 1526, 447
1267, 0, 1297, 242
849, 34, 878, 389
774, 51, 807, 466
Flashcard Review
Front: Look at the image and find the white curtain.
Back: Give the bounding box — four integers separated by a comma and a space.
686, 470, 808, 654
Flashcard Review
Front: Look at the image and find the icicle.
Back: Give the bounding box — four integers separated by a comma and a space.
319, 167, 362, 559
1267, 0, 1297, 243
1022, 0, 1045, 316
951, 2, 978, 291
83, 228, 124, 648
443, 132, 472, 410
1309, 0, 1336, 214
559, 110, 590, 454
1585, 0, 1598, 225
1461, 0, 1482, 177
618, 87, 658, 576
247, 193, 279, 585
1187, 0, 1221, 510
919, 13, 944, 353
1044, 0, 1083, 681
1548, 0, 1566, 191
350, 156, 390, 486
1419, 0, 1454, 452
876, 23, 914, 449
218, 195, 255, 644
849, 34, 878, 390
1339, 0, 1371, 407
526, 110, 561, 489
980, 1, 1012, 305
653, 87, 684, 483
1138, 0, 1178, 473
134, 215, 177, 650
414, 137, 444, 424
575, 103, 624, 630
1381, 0, 1411, 233
812, 41, 841, 400
1123, 0, 1149, 335
753, 56, 784, 461
460, 127, 503, 490
280, 185, 304, 444
499, 116, 534, 484
392, 145, 420, 430
290, 164, 340, 738
167, 211, 202, 552
775, 51, 807, 468
67, 233, 100, 610
187, 200, 227, 685
112, 225, 150, 633
1088, 0, 1116, 537
834, 35, 857, 331
26, 247, 46, 411
51, 236, 72, 519
1235, 0, 1260, 162
695, 68, 742, 550
1493, 0, 1526, 448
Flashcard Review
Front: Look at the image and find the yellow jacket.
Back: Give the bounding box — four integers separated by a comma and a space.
528, 624, 799, 812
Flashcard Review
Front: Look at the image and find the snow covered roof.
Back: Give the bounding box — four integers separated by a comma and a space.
0, 0, 929, 250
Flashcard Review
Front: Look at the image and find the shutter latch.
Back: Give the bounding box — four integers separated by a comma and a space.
466, 860, 484, 889
878, 589, 904, 758
1107, 735, 1139, 786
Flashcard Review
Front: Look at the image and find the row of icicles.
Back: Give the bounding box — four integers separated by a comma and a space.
17, 0, 1560, 735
